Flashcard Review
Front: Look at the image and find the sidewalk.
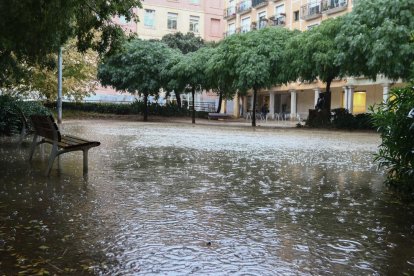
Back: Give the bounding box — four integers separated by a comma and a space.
162, 117, 301, 128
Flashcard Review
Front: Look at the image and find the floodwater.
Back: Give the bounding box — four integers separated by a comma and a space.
0, 120, 413, 275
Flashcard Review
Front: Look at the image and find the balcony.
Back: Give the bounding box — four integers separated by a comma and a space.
300, 1, 322, 21
322, 0, 348, 15
224, 6, 237, 19
252, 0, 269, 8
269, 15, 286, 27
237, 0, 252, 15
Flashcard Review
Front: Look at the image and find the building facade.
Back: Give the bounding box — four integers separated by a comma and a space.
89, 0, 225, 105
223, 0, 398, 119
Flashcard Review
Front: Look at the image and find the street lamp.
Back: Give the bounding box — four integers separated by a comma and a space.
57, 46, 63, 124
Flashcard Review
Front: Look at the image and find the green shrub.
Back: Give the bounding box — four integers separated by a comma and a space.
0, 95, 50, 136
371, 84, 414, 197
306, 109, 331, 128
45, 101, 196, 117
331, 108, 355, 129
307, 108, 374, 130
354, 113, 374, 130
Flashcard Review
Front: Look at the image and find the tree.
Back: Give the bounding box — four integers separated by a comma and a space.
169, 47, 211, 124
18, 40, 98, 101
285, 17, 344, 112
98, 39, 178, 121
161, 32, 205, 54
0, 0, 142, 87
336, 0, 414, 80
232, 27, 295, 126
160, 32, 205, 107
206, 38, 239, 114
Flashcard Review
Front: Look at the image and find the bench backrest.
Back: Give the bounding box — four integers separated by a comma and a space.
30, 115, 61, 142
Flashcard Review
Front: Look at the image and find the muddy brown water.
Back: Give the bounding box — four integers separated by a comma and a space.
0, 120, 413, 275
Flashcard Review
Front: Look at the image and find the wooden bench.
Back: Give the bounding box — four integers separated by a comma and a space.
29, 115, 100, 176
207, 113, 232, 120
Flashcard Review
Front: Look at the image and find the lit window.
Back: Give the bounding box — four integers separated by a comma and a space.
168, 13, 178, 30
353, 91, 366, 114
189, 15, 199, 33
144, 9, 155, 27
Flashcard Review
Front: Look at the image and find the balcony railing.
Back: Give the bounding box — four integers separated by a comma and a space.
322, 0, 348, 14
224, 6, 236, 19
237, 0, 252, 14
269, 15, 286, 26
300, 1, 322, 20
252, 0, 269, 8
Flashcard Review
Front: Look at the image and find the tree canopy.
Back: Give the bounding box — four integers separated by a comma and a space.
16, 40, 98, 101
98, 39, 178, 121
0, 0, 141, 87
286, 17, 344, 111
229, 27, 295, 126
160, 32, 205, 54
336, 0, 414, 80
206, 35, 241, 113
169, 46, 212, 123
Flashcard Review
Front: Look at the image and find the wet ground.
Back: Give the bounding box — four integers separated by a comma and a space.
1, 119, 414, 275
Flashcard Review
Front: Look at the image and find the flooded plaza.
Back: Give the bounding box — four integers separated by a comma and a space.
1, 119, 414, 275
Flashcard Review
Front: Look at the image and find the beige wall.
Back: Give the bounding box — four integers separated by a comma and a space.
137, 5, 205, 40
224, 0, 356, 33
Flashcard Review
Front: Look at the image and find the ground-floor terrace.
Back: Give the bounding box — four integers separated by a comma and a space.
225, 76, 403, 121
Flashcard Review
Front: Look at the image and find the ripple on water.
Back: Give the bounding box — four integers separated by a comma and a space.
1, 124, 413, 275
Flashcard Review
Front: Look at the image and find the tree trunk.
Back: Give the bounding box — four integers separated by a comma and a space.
175, 91, 182, 108
191, 87, 196, 124
325, 78, 333, 112
216, 90, 223, 113
252, 87, 257, 127
143, 93, 148, 122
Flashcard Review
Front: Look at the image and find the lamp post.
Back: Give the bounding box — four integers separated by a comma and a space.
57, 46, 63, 124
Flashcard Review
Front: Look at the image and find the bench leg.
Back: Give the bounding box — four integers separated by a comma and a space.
46, 144, 58, 176
83, 149, 89, 175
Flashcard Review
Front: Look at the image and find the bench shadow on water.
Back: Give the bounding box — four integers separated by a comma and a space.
0, 120, 414, 275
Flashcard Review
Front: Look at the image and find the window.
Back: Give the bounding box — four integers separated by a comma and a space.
241, 17, 251, 33
119, 15, 127, 25
228, 23, 236, 35
167, 13, 178, 30
210, 18, 220, 36
144, 9, 155, 27
309, 0, 320, 14
189, 15, 199, 33
257, 11, 267, 29
190, 0, 199, 4
294, 10, 299, 21
275, 4, 285, 18
353, 91, 366, 114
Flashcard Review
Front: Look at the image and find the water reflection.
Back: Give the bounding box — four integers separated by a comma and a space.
0, 120, 413, 275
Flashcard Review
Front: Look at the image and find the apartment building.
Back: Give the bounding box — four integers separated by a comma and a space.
89, 0, 225, 105
223, 0, 397, 119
